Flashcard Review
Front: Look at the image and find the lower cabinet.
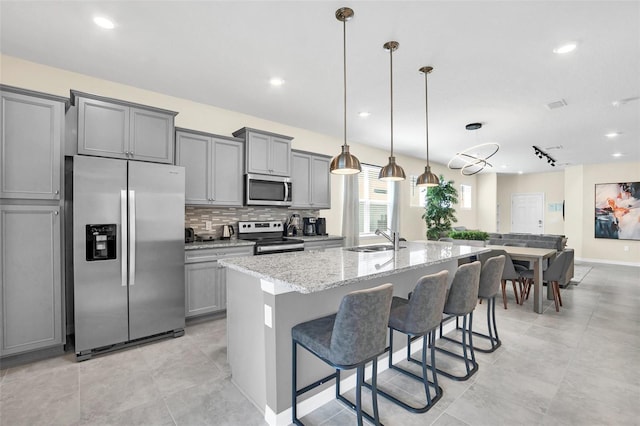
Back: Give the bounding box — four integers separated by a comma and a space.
184, 245, 253, 318
304, 238, 345, 251
0, 204, 64, 357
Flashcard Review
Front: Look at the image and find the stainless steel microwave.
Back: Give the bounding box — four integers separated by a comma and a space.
245, 173, 292, 206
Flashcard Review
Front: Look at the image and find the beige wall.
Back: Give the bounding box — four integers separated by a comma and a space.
4, 54, 636, 264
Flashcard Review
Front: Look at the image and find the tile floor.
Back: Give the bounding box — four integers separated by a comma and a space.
0, 262, 638, 425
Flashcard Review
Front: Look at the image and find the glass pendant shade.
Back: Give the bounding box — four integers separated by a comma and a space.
416, 165, 439, 187
330, 7, 361, 175
330, 145, 361, 174
379, 156, 406, 181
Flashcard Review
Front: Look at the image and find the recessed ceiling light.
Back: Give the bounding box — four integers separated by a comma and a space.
553, 42, 577, 54
358, 112, 371, 118
501, 164, 508, 169
93, 16, 115, 29
518, 171, 523, 175
605, 132, 621, 138
269, 78, 285, 87
612, 152, 624, 158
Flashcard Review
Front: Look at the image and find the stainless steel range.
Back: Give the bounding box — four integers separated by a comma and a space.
238, 220, 304, 255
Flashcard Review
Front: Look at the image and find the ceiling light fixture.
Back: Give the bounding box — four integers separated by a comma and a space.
447, 123, 499, 176
93, 16, 115, 29
612, 152, 624, 158
532, 145, 556, 167
269, 78, 285, 86
553, 42, 577, 54
416, 66, 439, 187
379, 41, 405, 181
605, 132, 621, 138
358, 111, 371, 118
329, 7, 361, 175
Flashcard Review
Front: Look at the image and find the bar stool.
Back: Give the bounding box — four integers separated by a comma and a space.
366, 270, 449, 413
471, 255, 505, 353
291, 283, 393, 426
432, 261, 481, 381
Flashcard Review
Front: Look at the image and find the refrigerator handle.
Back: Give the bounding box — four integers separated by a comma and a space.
129, 190, 136, 286
121, 190, 128, 287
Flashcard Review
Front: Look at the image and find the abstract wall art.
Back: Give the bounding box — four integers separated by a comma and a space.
595, 182, 640, 240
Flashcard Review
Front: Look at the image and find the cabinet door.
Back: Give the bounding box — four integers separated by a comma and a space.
211, 138, 243, 206
291, 152, 311, 207
176, 131, 211, 205
185, 262, 223, 317
246, 132, 271, 174
0, 205, 62, 356
311, 155, 331, 208
77, 97, 129, 159
269, 136, 292, 176
130, 107, 174, 164
1, 91, 62, 199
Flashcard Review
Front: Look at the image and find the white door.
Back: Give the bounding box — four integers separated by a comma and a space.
511, 193, 544, 233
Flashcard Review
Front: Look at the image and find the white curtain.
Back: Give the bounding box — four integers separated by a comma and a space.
342, 174, 359, 247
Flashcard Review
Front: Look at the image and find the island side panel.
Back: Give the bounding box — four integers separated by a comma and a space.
268, 260, 459, 415
226, 268, 267, 413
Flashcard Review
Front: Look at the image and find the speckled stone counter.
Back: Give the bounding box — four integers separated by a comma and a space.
220, 240, 484, 294
184, 239, 255, 250
223, 241, 487, 425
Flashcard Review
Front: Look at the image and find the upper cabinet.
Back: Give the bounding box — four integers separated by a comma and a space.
291, 150, 331, 209
176, 128, 244, 206
0, 86, 66, 200
232, 127, 292, 177
71, 90, 177, 164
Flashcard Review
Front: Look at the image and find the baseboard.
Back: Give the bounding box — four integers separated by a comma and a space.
576, 257, 640, 267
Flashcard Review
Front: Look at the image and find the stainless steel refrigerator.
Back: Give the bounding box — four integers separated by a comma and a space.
73, 155, 185, 360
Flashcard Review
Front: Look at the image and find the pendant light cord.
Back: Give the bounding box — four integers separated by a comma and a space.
343, 19, 347, 147
389, 46, 394, 157
424, 71, 429, 166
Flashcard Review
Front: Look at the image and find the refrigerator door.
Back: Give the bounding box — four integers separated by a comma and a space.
73, 156, 129, 353
127, 161, 185, 340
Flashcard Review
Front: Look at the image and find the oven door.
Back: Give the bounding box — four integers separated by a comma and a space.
245, 174, 292, 206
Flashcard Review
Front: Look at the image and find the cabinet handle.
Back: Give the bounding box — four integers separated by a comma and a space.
55, 190, 60, 195
53, 211, 59, 216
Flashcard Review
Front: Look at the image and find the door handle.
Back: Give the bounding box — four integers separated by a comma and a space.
129, 190, 136, 286
121, 190, 128, 287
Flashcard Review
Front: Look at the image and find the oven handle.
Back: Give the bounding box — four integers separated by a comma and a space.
256, 242, 304, 254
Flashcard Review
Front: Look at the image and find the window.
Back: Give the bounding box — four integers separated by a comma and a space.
359, 164, 395, 235
409, 176, 428, 207
460, 184, 472, 209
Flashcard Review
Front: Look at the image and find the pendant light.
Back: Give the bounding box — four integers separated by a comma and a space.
416, 66, 439, 187
330, 7, 361, 175
379, 41, 406, 181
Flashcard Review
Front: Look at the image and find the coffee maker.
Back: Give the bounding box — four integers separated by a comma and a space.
303, 217, 317, 236
315, 217, 327, 236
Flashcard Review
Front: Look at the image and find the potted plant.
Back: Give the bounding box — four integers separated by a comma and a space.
422, 175, 458, 240
447, 230, 489, 246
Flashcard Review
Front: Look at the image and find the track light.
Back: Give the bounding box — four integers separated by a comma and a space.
532, 145, 557, 167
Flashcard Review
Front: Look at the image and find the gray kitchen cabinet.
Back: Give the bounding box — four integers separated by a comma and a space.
0, 86, 66, 200
184, 245, 254, 317
72, 91, 177, 164
0, 205, 63, 357
232, 127, 292, 176
176, 128, 244, 206
291, 150, 331, 209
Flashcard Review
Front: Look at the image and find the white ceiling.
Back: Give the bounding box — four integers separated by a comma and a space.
1, 1, 639, 175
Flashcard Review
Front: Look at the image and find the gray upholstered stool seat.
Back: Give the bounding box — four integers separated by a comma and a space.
432, 261, 481, 381
461, 254, 506, 353
365, 271, 449, 413
291, 283, 393, 426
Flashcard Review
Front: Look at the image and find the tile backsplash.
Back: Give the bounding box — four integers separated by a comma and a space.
185, 206, 319, 239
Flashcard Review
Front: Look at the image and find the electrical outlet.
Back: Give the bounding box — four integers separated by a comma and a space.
205, 221, 212, 231
624, 246, 629, 252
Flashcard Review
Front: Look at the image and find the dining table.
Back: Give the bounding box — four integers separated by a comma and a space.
486, 245, 558, 314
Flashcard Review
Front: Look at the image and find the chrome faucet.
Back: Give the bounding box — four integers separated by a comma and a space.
375, 228, 400, 251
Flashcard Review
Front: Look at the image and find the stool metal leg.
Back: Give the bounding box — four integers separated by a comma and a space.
430, 313, 479, 381
292, 341, 301, 426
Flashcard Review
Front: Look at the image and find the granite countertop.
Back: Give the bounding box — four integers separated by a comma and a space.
219, 241, 487, 294
185, 239, 255, 250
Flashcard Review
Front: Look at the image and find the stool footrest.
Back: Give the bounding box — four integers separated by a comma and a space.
421, 347, 479, 381
295, 372, 338, 397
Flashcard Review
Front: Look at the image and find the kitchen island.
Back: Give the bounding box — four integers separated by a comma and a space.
220, 241, 487, 426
